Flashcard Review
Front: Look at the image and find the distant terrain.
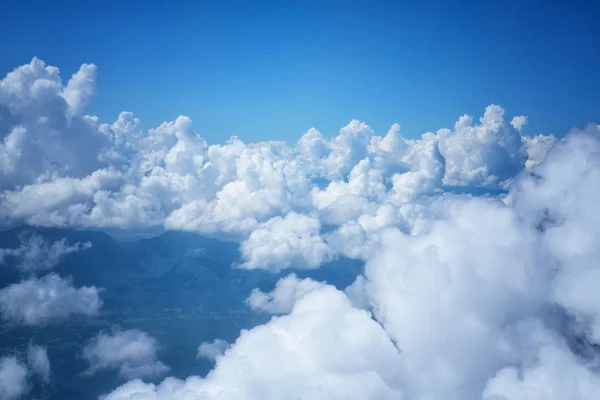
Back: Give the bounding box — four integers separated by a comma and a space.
0, 226, 362, 399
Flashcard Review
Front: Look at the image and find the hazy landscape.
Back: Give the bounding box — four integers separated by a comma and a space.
0, 226, 361, 399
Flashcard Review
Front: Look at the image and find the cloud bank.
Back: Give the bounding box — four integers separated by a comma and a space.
1, 57, 559, 271
105, 126, 600, 400
1, 58, 599, 399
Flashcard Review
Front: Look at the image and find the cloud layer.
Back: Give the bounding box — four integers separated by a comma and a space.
1, 58, 559, 272
104, 126, 600, 400
1, 58, 599, 399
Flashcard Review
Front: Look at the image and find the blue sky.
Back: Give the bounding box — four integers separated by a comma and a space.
2, 0, 599, 143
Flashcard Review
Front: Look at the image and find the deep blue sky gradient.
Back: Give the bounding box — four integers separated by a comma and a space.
2, 0, 599, 143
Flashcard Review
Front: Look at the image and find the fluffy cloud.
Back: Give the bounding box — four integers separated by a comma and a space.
0, 57, 107, 188
510, 115, 528, 132
1, 58, 554, 259
246, 274, 327, 314
482, 328, 600, 400
27, 342, 50, 383
239, 213, 331, 271
0, 232, 91, 273
3, 57, 599, 400
523, 133, 557, 171
436, 105, 526, 187
103, 285, 404, 400
0, 273, 101, 325
0, 343, 51, 399
362, 199, 545, 399
0, 356, 28, 400
102, 123, 600, 400
82, 329, 170, 380
196, 339, 230, 362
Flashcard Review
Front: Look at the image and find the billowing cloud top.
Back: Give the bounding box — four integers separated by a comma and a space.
0, 58, 561, 271
106, 126, 600, 400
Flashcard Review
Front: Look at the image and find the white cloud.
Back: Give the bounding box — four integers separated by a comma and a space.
0, 273, 101, 325
437, 105, 526, 187
102, 120, 600, 400
344, 275, 370, 309
0, 232, 91, 273
27, 342, 50, 383
388, 135, 445, 203
523, 133, 557, 171
362, 198, 547, 398
510, 115, 528, 132
103, 285, 404, 400
0, 58, 109, 188
238, 213, 331, 271
196, 339, 229, 362
1, 58, 550, 248
0, 356, 29, 400
82, 329, 170, 380
61, 63, 97, 118
246, 274, 327, 314
3, 57, 600, 400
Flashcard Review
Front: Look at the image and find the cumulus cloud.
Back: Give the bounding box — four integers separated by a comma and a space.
0, 273, 101, 325
0, 356, 28, 400
246, 274, 327, 314
437, 105, 526, 187
196, 339, 230, 362
61, 63, 97, 118
82, 329, 170, 380
103, 286, 404, 400
0, 58, 108, 188
0, 343, 51, 399
27, 342, 50, 383
0, 232, 91, 273
523, 133, 557, 171
238, 213, 331, 271
510, 115, 528, 132
482, 328, 600, 400
344, 275, 370, 309
101, 123, 600, 400
1, 58, 555, 266
2, 57, 599, 400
